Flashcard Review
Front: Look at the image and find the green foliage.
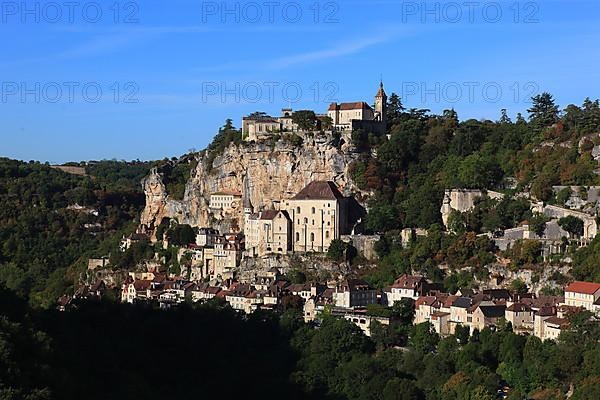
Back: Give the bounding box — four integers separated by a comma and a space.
558, 215, 584, 238
528, 92, 560, 132
410, 322, 440, 353
510, 279, 529, 295
530, 213, 550, 237
506, 240, 543, 268
327, 239, 356, 262
0, 158, 146, 307
167, 224, 196, 246
160, 158, 196, 200
362, 95, 600, 239
292, 110, 317, 131
572, 235, 600, 282
205, 119, 242, 170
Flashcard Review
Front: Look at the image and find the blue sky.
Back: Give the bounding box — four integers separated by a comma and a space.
1, 0, 599, 163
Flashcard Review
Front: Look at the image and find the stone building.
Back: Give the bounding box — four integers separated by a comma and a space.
333, 279, 378, 308
440, 189, 505, 228
209, 192, 242, 211
282, 181, 348, 253
242, 109, 299, 141
327, 81, 387, 134
244, 209, 293, 257
213, 234, 243, 279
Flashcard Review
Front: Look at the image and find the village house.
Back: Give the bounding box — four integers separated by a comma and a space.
471, 303, 507, 332
282, 181, 348, 253
563, 281, 600, 312
384, 274, 443, 305
122, 279, 152, 303
212, 234, 243, 280
286, 283, 326, 301
303, 288, 335, 323
196, 228, 220, 246
333, 279, 378, 308
505, 303, 535, 333
539, 316, 570, 341
449, 297, 473, 334
414, 294, 456, 330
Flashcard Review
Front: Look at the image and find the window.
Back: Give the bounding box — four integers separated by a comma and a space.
312, 219, 315, 225
311, 207, 315, 214
296, 207, 301, 214
310, 233, 315, 242
304, 217, 308, 224
296, 232, 300, 242
325, 231, 330, 239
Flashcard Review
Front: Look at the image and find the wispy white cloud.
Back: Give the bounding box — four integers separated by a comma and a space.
267, 35, 390, 69
191, 26, 411, 75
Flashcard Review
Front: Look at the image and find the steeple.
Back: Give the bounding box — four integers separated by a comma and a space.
375, 80, 387, 123
376, 80, 386, 98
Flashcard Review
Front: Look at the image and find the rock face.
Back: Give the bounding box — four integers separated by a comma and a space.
140, 135, 364, 238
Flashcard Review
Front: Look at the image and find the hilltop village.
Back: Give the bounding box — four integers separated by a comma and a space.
64, 83, 600, 346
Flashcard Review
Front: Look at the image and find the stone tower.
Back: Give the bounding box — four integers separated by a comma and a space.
375, 80, 387, 124
243, 174, 254, 215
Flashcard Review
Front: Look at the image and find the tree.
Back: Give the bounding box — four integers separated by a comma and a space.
320, 116, 333, 131
292, 110, 317, 132
528, 92, 560, 130
510, 279, 528, 295
455, 325, 470, 345
529, 213, 550, 237
410, 322, 439, 354
383, 378, 423, 400
168, 224, 196, 246
572, 377, 600, 400
499, 109, 512, 124
558, 215, 584, 238
327, 239, 347, 261
386, 93, 406, 127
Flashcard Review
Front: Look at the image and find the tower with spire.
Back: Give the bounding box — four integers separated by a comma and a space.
375, 80, 387, 125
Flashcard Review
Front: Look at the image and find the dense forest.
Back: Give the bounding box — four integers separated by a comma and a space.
0, 159, 153, 307
1, 288, 599, 400
348, 93, 600, 289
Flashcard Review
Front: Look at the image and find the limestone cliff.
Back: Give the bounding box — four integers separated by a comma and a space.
140, 134, 365, 238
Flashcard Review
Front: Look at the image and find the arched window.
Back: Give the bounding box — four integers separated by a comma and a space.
326, 231, 330, 239
296, 207, 301, 214
296, 232, 300, 242
310, 233, 315, 242
311, 207, 316, 214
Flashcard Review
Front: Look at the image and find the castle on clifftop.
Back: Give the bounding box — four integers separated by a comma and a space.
242, 81, 387, 141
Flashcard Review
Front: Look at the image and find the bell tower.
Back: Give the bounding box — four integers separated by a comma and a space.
375, 80, 387, 124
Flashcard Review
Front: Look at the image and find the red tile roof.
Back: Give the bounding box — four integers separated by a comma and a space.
565, 281, 600, 295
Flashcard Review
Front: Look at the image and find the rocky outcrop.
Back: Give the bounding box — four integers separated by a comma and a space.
140, 134, 365, 238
